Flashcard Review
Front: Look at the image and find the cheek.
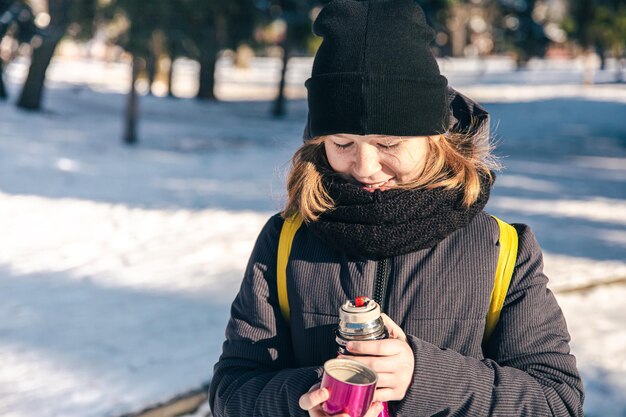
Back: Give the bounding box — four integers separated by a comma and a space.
390, 161, 418, 180
324, 145, 350, 173
393, 145, 429, 179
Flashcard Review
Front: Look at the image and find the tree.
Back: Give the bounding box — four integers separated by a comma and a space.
588, 1, 626, 80
564, 0, 595, 49
417, 0, 455, 56
16, 0, 74, 110
177, 0, 256, 100
104, 0, 169, 143
102, 0, 256, 142
565, 0, 626, 75
15, 0, 95, 109
123, 54, 141, 144
497, 0, 549, 66
0, 0, 39, 99
269, 0, 312, 116
0, 0, 15, 99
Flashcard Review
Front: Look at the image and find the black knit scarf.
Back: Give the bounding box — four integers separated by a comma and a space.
308, 174, 492, 260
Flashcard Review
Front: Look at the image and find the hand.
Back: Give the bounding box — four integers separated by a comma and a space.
299, 383, 384, 417
339, 313, 414, 402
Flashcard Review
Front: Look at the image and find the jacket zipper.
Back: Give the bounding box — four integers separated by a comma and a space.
373, 258, 391, 313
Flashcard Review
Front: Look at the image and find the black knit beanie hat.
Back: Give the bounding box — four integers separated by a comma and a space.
304, 0, 449, 140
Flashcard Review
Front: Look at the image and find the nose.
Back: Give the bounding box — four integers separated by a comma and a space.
352, 143, 382, 179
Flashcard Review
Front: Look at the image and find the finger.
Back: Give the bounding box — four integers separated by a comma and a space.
362, 402, 384, 417
381, 313, 407, 341
346, 339, 402, 356
337, 354, 402, 374
307, 405, 350, 417
373, 372, 399, 389
299, 388, 329, 411
373, 387, 398, 403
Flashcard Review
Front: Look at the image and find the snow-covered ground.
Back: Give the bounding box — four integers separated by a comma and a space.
0, 56, 625, 417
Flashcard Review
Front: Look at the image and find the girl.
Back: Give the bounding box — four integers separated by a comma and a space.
209, 0, 584, 416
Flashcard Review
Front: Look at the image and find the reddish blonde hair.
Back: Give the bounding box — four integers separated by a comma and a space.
283, 125, 499, 222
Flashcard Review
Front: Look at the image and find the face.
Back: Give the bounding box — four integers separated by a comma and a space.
323, 134, 432, 192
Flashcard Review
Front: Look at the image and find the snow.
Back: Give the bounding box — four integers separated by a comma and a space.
1, 56, 625, 417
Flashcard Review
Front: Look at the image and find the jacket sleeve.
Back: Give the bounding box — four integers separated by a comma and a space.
209, 214, 323, 417
393, 224, 584, 416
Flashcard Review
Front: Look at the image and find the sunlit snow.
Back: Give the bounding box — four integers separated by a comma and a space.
1, 56, 625, 417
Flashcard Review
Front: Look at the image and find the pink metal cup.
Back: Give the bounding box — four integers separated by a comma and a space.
321, 358, 377, 417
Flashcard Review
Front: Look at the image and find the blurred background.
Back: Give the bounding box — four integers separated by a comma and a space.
0, 0, 625, 416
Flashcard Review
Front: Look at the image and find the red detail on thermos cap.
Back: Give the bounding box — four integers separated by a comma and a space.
354, 296, 367, 307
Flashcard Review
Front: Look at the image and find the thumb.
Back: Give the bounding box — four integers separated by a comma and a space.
381, 313, 406, 342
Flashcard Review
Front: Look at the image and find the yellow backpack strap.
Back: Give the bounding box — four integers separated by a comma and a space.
483, 215, 519, 345
277, 214, 303, 324
278, 213, 517, 338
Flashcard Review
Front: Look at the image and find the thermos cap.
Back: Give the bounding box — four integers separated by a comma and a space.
339, 297, 381, 324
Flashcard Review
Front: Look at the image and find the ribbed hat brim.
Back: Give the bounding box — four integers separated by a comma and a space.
305, 73, 449, 138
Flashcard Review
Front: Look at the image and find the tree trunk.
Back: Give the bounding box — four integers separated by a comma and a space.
596, 44, 606, 70
124, 56, 140, 145
0, 59, 7, 100
16, 0, 72, 110
617, 57, 625, 84
167, 55, 175, 98
448, 5, 469, 57
272, 46, 289, 117
146, 53, 156, 96
196, 47, 218, 100
16, 34, 62, 110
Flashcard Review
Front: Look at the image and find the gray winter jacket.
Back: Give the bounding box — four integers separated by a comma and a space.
209, 211, 584, 416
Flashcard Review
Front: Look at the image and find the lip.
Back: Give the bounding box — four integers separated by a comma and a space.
361, 177, 396, 191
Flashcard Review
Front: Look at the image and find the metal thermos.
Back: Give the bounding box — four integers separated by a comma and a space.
335, 296, 390, 417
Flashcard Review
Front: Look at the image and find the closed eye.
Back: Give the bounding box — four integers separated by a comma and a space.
333, 142, 353, 149
378, 142, 401, 150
